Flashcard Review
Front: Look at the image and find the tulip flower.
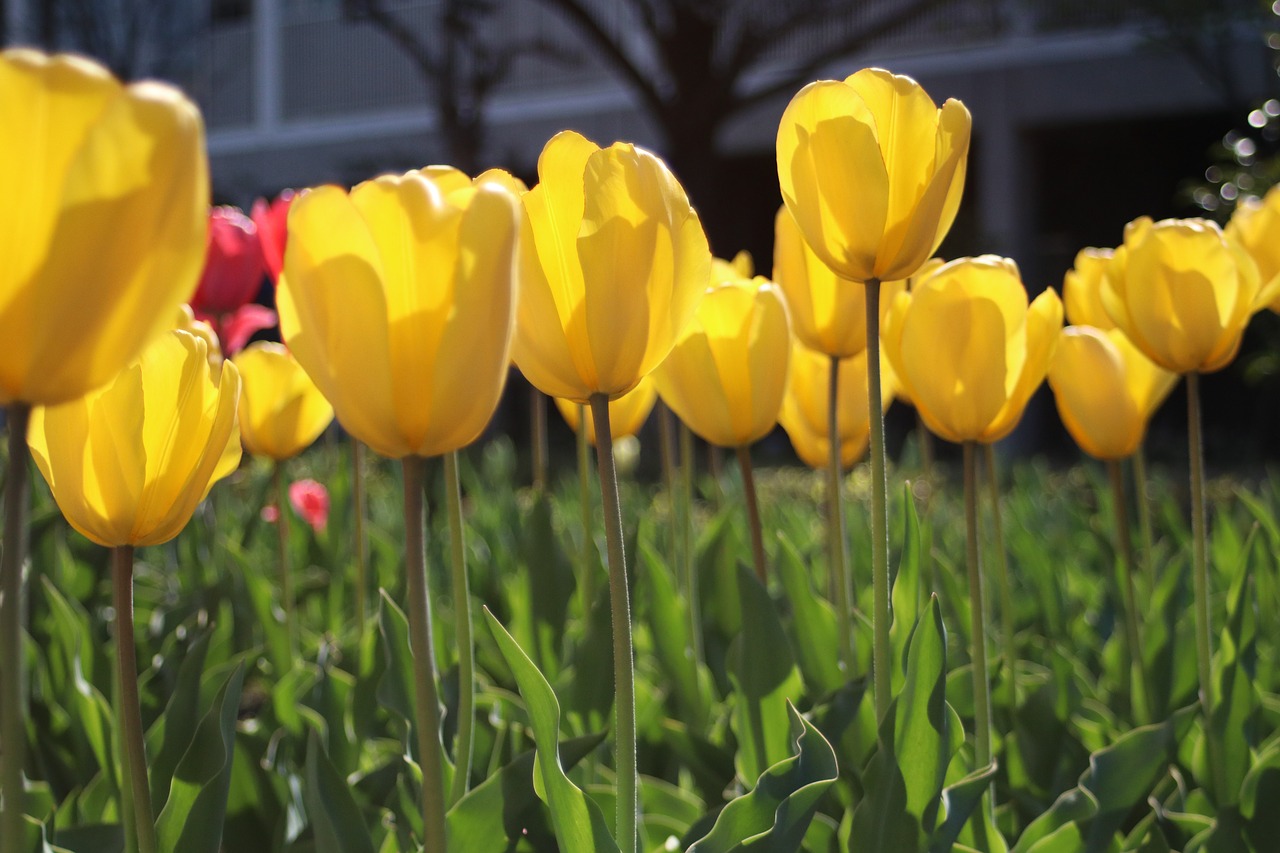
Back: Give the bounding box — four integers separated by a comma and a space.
251, 189, 295, 285
28, 329, 240, 853
281, 167, 520, 851
508, 130, 709, 853
1, 50, 209, 846
711, 250, 754, 284
1227, 184, 1280, 312
555, 376, 657, 446
1062, 247, 1118, 330
175, 304, 223, 367
1048, 327, 1176, 462
883, 256, 1062, 445
779, 343, 894, 471
1101, 217, 1270, 375
190, 206, 276, 355
289, 479, 330, 532
29, 330, 241, 548
511, 130, 711, 403
231, 342, 334, 461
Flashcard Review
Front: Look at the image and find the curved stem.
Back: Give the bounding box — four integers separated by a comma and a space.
736, 445, 767, 585
531, 386, 548, 492
963, 443, 992, 773
577, 406, 595, 613
112, 546, 158, 853
1108, 459, 1150, 722
274, 462, 296, 664
401, 456, 448, 853
353, 440, 368, 640
444, 452, 475, 806
983, 445, 1016, 705
825, 355, 853, 675
1186, 372, 1225, 799
1, 404, 30, 851
589, 394, 637, 853
679, 422, 703, 668
865, 278, 891, 722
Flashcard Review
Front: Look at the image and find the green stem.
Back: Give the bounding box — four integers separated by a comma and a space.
1108, 458, 1150, 722
531, 386, 548, 492
983, 445, 1017, 705
917, 410, 935, 482
444, 452, 475, 806
589, 394, 637, 853
679, 422, 703, 668
963, 443, 992, 773
825, 355, 853, 675
1186, 372, 1225, 799
274, 462, 296, 664
401, 456, 448, 853
353, 439, 368, 640
1, 404, 30, 852
736, 445, 767, 585
658, 403, 680, 577
112, 546, 158, 853
577, 405, 595, 613
866, 278, 891, 722
1133, 444, 1155, 578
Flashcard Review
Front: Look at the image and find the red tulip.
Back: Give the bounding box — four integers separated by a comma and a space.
218, 304, 278, 356
251, 190, 295, 286
288, 478, 329, 533
191, 206, 265, 314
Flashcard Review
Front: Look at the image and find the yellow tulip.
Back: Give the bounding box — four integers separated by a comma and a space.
278, 168, 521, 459
776, 67, 970, 284
511, 130, 711, 403
1102, 216, 1272, 375
883, 255, 1062, 444
652, 278, 790, 448
175, 304, 223, 367
1226, 185, 1280, 312
231, 342, 335, 461
1062, 247, 1117, 330
779, 342, 894, 470
28, 330, 240, 548
711, 250, 754, 284
1048, 326, 1176, 461
772, 204, 909, 357
0, 49, 208, 406
554, 377, 657, 446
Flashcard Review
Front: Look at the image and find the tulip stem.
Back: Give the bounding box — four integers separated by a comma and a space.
825, 355, 853, 676
353, 439, 368, 640
1133, 444, 1155, 577
1108, 459, 1150, 722
443, 452, 475, 806
963, 443, 993, 776
1186, 372, 1225, 799
589, 394, 638, 853
659, 403, 680, 581
918, 410, 935, 483
679, 422, 703, 668
112, 546, 158, 853
401, 456, 448, 853
983, 445, 1017, 706
0, 403, 30, 851
577, 406, 596, 613
736, 445, 767, 585
866, 278, 892, 722
531, 386, 548, 492
273, 462, 296, 664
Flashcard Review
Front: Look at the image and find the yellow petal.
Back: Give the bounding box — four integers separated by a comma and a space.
1062, 247, 1117, 329
232, 342, 334, 460
984, 287, 1063, 442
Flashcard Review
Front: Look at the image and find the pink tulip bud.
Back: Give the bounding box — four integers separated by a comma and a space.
251, 190, 295, 286
288, 478, 330, 533
191, 206, 266, 315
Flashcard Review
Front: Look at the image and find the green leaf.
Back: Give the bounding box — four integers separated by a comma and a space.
304, 729, 377, 853
523, 492, 577, 679
889, 484, 924, 695
148, 632, 210, 813
727, 564, 805, 784
929, 763, 999, 853
483, 608, 620, 853
377, 590, 416, 727
775, 534, 843, 696
684, 704, 838, 853
446, 733, 605, 851
642, 539, 710, 727
154, 662, 246, 853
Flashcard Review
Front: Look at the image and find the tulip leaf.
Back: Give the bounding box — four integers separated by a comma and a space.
445, 733, 605, 851
148, 631, 211, 812
523, 491, 576, 680
727, 563, 805, 784
775, 533, 843, 696
154, 661, 246, 853
683, 703, 838, 852
377, 589, 416, 728
483, 607, 621, 853
928, 762, 1000, 853
889, 483, 924, 694
304, 728, 377, 853
641, 537, 710, 727
1209, 529, 1259, 808
850, 594, 950, 851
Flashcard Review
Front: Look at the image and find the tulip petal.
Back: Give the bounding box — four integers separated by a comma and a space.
1049, 327, 1143, 460
984, 288, 1062, 442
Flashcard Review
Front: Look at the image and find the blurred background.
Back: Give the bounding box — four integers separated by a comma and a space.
4, 0, 1279, 470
